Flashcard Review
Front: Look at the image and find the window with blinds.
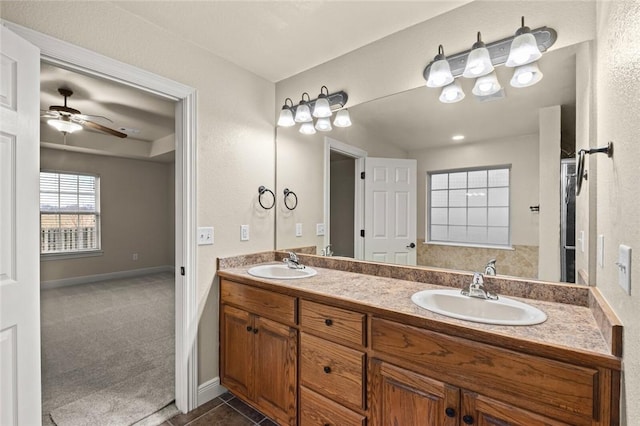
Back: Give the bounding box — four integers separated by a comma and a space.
428, 167, 510, 247
40, 171, 101, 254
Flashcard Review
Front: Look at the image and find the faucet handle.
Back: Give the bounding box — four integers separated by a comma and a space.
472, 272, 484, 286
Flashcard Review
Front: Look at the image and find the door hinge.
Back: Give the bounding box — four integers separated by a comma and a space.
180, 266, 185, 276
360, 172, 365, 179
360, 229, 365, 238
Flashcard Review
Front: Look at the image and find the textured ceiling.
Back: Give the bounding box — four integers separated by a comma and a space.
111, 1, 471, 82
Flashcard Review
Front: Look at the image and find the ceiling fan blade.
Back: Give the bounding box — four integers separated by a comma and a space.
41, 110, 60, 118
75, 113, 114, 123
80, 119, 128, 138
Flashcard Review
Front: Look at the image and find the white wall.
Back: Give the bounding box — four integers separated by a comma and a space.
40, 148, 173, 282
411, 134, 540, 246
0, 1, 275, 387
595, 2, 640, 424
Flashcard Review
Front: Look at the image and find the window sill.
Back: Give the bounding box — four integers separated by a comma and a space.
41, 250, 104, 261
424, 241, 514, 251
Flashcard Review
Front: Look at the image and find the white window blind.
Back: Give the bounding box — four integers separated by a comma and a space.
428, 167, 510, 247
40, 171, 101, 254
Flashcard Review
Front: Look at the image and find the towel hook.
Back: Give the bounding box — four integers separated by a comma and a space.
258, 186, 275, 209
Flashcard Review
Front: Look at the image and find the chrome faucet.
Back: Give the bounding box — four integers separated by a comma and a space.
461, 272, 498, 300
484, 259, 497, 276
321, 244, 333, 257
283, 252, 305, 269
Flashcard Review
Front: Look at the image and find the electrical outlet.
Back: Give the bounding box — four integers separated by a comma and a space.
241, 224, 250, 241
316, 223, 325, 236
132, 253, 138, 261
579, 230, 585, 253
295, 223, 303, 237
197, 227, 214, 245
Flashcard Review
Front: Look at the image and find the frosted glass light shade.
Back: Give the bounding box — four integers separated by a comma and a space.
472, 72, 501, 96
48, 118, 82, 133
426, 59, 454, 88
510, 62, 543, 88
312, 96, 332, 118
315, 117, 332, 132
277, 108, 295, 127
294, 103, 312, 122
506, 32, 542, 67
333, 109, 352, 127
462, 47, 494, 78
299, 121, 316, 135
439, 81, 465, 103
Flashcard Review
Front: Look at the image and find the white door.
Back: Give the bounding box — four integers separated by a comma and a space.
364, 158, 417, 265
0, 25, 42, 425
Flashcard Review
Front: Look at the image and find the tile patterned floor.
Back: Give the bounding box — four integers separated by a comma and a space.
164, 392, 278, 426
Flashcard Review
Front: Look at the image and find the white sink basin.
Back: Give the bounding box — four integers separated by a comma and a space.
248, 264, 317, 280
411, 289, 547, 326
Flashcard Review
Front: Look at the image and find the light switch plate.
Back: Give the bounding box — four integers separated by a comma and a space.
240, 225, 249, 241
295, 223, 303, 237
198, 227, 214, 245
579, 230, 585, 253
316, 223, 325, 236
618, 244, 632, 295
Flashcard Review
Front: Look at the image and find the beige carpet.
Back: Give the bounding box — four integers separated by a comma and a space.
41, 272, 175, 426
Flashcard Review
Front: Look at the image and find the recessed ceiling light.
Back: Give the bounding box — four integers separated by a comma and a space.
452, 135, 465, 141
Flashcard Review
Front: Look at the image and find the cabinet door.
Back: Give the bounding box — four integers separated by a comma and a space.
370, 359, 459, 426
220, 305, 253, 400
254, 315, 297, 425
462, 391, 573, 426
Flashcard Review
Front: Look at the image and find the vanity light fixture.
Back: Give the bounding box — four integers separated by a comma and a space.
462, 32, 494, 78
423, 17, 556, 103
333, 109, 352, 127
277, 87, 350, 134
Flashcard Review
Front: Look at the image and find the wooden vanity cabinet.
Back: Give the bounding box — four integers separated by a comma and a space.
370, 317, 611, 426
220, 279, 297, 425
299, 300, 367, 426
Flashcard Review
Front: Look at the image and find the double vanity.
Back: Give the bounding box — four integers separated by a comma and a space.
217, 251, 622, 426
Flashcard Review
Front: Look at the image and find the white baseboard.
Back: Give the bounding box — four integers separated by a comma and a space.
41, 265, 174, 288
198, 377, 227, 406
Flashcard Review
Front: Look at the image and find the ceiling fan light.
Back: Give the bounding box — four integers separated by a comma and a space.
299, 121, 316, 135
315, 117, 332, 132
439, 80, 465, 103
510, 62, 543, 88
462, 33, 494, 78
333, 109, 352, 127
48, 118, 82, 133
472, 72, 501, 96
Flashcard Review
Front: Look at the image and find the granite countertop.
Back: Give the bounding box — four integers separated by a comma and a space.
219, 261, 615, 359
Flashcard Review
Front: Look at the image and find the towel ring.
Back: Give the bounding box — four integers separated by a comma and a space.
258, 186, 275, 210
283, 188, 298, 211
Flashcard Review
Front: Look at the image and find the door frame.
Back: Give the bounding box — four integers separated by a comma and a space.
323, 137, 366, 259
3, 21, 199, 412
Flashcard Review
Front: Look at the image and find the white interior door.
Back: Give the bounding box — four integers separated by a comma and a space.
364, 158, 417, 265
0, 25, 42, 425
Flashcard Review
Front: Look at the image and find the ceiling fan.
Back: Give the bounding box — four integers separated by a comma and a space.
42, 88, 128, 138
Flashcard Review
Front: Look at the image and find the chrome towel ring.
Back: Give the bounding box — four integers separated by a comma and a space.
258, 186, 275, 209
576, 141, 613, 196
283, 188, 298, 210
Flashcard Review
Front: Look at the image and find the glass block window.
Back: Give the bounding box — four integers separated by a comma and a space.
40, 171, 101, 254
428, 167, 510, 246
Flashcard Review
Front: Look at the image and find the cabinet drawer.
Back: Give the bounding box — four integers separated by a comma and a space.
371, 317, 598, 425
300, 332, 365, 410
221, 279, 296, 326
300, 299, 366, 348
300, 386, 366, 426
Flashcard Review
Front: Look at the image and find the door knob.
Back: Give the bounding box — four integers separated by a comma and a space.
406, 242, 416, 248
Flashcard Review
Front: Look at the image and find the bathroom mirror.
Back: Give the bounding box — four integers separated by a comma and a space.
275, 39, 587, 284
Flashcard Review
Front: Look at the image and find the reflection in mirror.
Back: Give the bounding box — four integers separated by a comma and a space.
277, 42, 586, 284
